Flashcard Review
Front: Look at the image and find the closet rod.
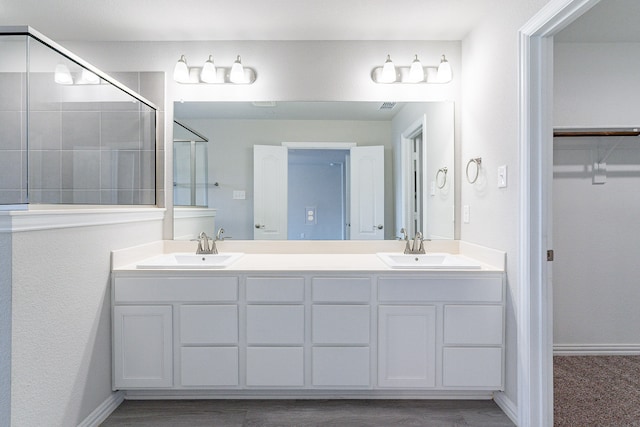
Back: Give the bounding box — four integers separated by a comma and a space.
553, 128, 640, 137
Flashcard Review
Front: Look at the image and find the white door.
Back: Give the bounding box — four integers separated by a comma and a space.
253, 145, 288, 239
350, 145, 384, 239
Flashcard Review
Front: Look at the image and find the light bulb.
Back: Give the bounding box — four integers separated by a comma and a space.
408, 54, 425, 83
229, 55, 245, 83
200, 55, 217, 83
173, 55, 190, 83
437, 54, 452, 83
380, 54, 396, 83
54, 64, 73, 85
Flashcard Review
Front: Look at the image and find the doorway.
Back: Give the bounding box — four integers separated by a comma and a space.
288, 149, 349, 240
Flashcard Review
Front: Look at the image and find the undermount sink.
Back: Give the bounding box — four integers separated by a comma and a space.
136, 252, 244, 269
376, 252, 482, 269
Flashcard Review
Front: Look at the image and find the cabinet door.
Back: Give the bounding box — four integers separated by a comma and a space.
113, 305, 172, 388
378, 305, 436, 388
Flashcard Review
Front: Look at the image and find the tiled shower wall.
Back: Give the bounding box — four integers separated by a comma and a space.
0, 70, 163, 206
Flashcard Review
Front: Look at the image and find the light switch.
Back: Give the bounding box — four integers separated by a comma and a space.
497, 165, 507, 188
233, 190, 246, 200
463, 205, 470, 223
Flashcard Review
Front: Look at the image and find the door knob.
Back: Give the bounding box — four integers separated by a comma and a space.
255, 224, 265, 229
376, 224, 384, 230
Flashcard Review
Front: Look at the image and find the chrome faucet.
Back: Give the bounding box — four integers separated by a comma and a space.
216, 227, 225, 241
404, 231, 426, 254
195, 231, 217, 254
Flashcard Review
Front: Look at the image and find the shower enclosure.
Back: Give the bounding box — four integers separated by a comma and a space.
0, 26, 157, 207
173, 120, 208, 207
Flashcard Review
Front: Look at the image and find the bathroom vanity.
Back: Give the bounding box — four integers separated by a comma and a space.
111, 241, 505, 398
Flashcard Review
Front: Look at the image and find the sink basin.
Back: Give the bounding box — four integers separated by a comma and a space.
376, 252, 482, 269
136, 252, 244, 269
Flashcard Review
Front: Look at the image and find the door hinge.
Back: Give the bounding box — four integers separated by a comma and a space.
547, 250, 554, 261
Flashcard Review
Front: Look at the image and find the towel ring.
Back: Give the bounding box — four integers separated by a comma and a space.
466, 157, 482, 184
436, 167, 448, 189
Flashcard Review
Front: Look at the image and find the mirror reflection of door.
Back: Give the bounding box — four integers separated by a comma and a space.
253, 144, 384, 240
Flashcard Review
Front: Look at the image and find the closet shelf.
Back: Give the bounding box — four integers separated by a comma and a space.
553, 128, 640, 137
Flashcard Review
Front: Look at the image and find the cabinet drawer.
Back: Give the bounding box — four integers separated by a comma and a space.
114, 276, 238, 302
312, 305, 370, 344
246, 305, 304, 344
442, 347, 503, 388
246, 277, 304, 302
180, 305, 238, 345
444, 305, 503, 345
180, 347, 239, 387
312, 347, 370, 387
378, 276, 502, 303
311, 277, 371, 302
246, 347, 304, 387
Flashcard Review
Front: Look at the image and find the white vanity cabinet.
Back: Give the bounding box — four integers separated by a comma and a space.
112, 267, 504, 395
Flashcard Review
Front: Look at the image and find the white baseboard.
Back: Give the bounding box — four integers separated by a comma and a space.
553, 344, 640, 356
78, 391, 125, 427
493, 391, 517, 426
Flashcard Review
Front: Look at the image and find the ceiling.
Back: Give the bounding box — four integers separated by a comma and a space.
1, 0, 501, 42
2, 0, 638, 44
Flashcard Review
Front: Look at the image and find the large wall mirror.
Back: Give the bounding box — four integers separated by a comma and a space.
173, 101, 455, 241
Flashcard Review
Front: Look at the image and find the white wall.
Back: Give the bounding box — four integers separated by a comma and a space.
10, 219, 163, 426
181, 118, 393, 240
553, 42, 640, 350
460, 0, 552, 408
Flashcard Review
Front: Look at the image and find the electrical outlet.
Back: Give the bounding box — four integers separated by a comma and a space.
232, 190, 246, 200
463, 205, 470, 223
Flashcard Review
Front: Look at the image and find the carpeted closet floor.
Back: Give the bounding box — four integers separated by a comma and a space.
554, 355, 640, 426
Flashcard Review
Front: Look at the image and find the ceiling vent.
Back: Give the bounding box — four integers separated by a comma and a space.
379, 102, 397, 110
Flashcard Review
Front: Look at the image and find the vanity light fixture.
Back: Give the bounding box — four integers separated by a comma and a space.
371, 53, 453, 84
437, 54, 453, 83
173, 55, 190, 83
229, 55, 245, 83
380, 54, 397, 83
173, 54, 256, 84
200, 55, 217, 83
54, 63, 73, 84
408, 54, 425, 83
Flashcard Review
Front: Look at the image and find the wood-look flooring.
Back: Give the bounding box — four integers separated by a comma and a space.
100, 399, 515, 426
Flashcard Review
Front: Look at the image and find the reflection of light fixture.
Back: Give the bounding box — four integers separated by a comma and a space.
200, 55, 217, 83
437, 55, 452, 83
172, 54, 256, 84
54, 64, 73, 84
408, 54, 425, 83
371, 53, 453, 84
173, 55, 190, 83
380, 55, 396, 83
80, 68, 100, 84
229, 55, 245, 83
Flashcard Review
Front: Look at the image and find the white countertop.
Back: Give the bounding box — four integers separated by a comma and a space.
112, 240, 505, 273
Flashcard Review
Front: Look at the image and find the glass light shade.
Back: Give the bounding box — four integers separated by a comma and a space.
80, 68, 100, 84
173, 55, 190, 83
54, 64, 73, 85
437, 55, 453, 83
229, 55, 245, 83
380, 54, 396, 83
408, 54, 425, 83
200, 55, 217, 83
